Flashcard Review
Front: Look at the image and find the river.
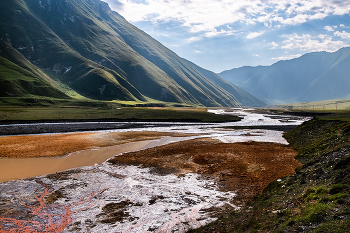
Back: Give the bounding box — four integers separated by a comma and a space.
0, 109, 310, 233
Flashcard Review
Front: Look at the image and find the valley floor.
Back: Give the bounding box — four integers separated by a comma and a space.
0, 109, 309, 232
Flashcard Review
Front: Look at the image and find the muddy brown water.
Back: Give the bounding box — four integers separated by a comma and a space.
0, 136, 193, 183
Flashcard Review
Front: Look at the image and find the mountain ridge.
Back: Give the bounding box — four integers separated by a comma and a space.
219, 47, 350, 105
0, 0, 265, 107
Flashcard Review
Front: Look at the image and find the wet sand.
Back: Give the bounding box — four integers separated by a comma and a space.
0, 130, 300, 198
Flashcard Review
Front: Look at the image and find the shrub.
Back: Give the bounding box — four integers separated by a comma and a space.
329, 184, 347, 194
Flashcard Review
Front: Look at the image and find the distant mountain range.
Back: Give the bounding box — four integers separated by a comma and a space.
219, 47, 350, 105
0, 0, 265, 107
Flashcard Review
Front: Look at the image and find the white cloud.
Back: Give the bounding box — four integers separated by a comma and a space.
324, 25, 339, 31
270, 41, 278, 49
280, 33, 348, 52
103, 0, 350, 35
340, 24, 350, 28
187, 36, 202, 43
282, 14, 309, 25
185, 28, 236, 44
204, 28, 236, 38
271, 54, 303, 60
157, 33, 169, 37
246, 31, 265, 39
324, 26, 334, 31
334, 31, 350, 40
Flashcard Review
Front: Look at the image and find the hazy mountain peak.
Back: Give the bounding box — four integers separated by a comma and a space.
219, 47, 350, 105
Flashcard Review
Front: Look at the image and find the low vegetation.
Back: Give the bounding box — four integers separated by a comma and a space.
277, 98, 350, 111
189, 113, 350, 232
0, 105, 240, 123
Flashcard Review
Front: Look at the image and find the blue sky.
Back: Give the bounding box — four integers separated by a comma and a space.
103, 0, 350, 73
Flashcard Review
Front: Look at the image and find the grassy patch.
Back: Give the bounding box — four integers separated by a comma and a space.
281, 98, 350, 111
0, 105, 241, 123
297, 203, 332, 224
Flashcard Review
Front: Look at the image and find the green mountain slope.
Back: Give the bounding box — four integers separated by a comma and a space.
185, 59, 266, 107
0, 40, 69, 99
0, 0, 264, 107
219, 48, 350, 105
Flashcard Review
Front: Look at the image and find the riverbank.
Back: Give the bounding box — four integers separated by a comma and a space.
189, 117, 350, 232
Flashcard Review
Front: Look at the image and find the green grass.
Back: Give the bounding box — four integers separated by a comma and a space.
0, 105, 241, 123
0, 56, 69, 99
279, 98, 350, 111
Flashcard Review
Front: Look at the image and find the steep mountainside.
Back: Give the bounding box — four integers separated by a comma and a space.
0, 0, 265, 107
219, 48, 350, 104
0, 40, 70, 99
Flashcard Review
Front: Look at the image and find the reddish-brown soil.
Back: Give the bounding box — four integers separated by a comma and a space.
109, 138, 301, 205
0, 131, 200, 158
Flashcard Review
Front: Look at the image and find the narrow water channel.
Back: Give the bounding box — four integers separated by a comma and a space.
0, 136, 193, 183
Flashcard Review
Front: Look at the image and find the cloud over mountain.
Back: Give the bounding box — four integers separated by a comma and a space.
103, 0, 350, 72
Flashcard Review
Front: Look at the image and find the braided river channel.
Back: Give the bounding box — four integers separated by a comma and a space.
0, 109, 310, 232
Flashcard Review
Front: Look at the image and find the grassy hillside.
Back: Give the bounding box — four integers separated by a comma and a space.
189, 114, 350, 232
0, 42, 70, 99
0, 0, 264, 107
